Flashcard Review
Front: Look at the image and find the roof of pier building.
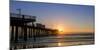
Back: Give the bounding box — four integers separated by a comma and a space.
10, 13, 36, 25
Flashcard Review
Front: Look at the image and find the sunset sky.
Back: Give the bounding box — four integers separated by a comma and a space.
10, 1, 94, 33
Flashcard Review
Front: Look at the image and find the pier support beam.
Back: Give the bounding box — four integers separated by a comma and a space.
24, 25, 27, 41
11, 26, 14, 41
15, 26, 18, 43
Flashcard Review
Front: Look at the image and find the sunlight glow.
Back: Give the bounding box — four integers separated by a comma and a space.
58, 28, 65, 34
58, 29, 63, 32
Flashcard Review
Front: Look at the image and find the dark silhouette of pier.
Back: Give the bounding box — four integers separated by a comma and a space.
10, 13, 58, 50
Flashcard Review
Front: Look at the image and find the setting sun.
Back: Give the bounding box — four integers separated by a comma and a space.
58, 28, 65, 34
58, 29, 63, 32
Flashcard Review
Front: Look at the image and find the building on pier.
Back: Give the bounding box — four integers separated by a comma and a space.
10, 13, 58, 49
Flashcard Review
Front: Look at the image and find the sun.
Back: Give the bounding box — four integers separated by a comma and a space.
58, 29, 63, 32
56, 26, 65, 34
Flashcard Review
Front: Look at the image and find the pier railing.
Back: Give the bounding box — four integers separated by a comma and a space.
10, 13, 36, 20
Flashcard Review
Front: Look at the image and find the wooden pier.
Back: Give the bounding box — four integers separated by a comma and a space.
10, 13, 58, 49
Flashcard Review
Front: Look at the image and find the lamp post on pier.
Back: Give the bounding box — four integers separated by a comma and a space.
16, 9, 21, 17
